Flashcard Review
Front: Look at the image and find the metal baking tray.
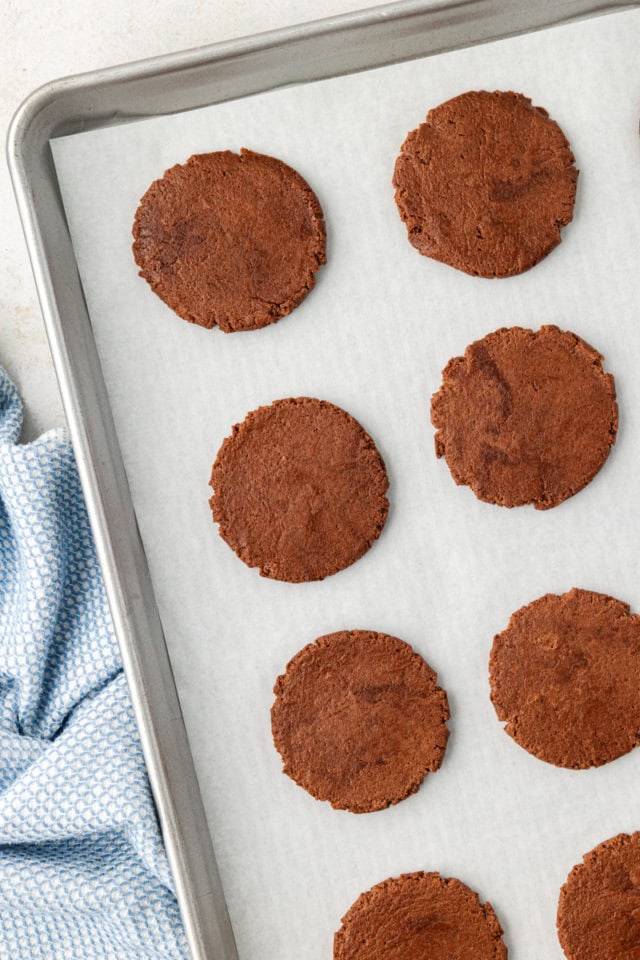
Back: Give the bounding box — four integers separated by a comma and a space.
7, 2, 640, 957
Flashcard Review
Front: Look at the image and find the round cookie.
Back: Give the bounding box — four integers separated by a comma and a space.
132, 149, 326, 332
271, 631, 449, 812
393, 90, 578, 278
209, 398, 389, 582
490, 588, 640, 769
334, 872, 507, 959
431, 325, 617, 510
557, 832, 640, 959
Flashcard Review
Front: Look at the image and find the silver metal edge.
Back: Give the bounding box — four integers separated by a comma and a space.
6, 1, 640, 957
7, 83, 239, 960
7, 0, 640, 137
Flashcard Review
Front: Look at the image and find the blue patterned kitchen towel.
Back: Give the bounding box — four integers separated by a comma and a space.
0, 366, 189, 959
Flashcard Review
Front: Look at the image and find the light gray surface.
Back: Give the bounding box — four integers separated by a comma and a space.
50, 7, 640, 959
2, 0, 380, 440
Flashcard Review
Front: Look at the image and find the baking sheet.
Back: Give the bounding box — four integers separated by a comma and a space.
51, 9, 640, 959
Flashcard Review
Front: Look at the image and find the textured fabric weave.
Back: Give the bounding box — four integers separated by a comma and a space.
0, 367, 189, 959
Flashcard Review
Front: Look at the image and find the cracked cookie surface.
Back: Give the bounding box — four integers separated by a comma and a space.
430, 325, 617, 509
490, 588, 640, 768
210, 398, 389, 582
272, 630, 449, 812
393, 90, 578, 277
334, 872, 507, 959
558, 832, 640, 960
133, 149, 326, 332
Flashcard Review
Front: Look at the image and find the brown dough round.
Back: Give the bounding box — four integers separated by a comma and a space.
209, 398, 389, 582
271, 631, 449, 812
393, 90, 578, 277
557, 832, 640, 960
430, 325, 617, 509
132, 149, 326, 332
490, 588, 640, 769
334, 872, 507, 959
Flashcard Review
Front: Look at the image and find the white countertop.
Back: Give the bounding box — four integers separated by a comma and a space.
2, 0, 382, 440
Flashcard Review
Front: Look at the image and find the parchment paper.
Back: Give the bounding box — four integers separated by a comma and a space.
51, 10, 640, 958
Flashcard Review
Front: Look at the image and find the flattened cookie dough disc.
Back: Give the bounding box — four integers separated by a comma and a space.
132, 149, 326, 332
558, 832, 640, 960
334, 872, 507, 959
210, 399, 389, 582
431, 325, 617, 509
271, 631, 449, 812
490, 588, 640, 768
393, 90, 578, 277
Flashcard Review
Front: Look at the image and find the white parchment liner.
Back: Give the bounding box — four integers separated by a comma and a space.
52, 10, 640, 958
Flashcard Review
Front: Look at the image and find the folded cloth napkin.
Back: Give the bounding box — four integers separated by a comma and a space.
0, 367, 189, 959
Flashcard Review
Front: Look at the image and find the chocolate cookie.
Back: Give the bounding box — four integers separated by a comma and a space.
132, 149, 326, 332
334, 872, 507, 959
209, 398, 389, 582
557, 832, 640, 959
271, 631, 449, 812
490, 588, 640, 768
431, 326, 617, 509
393, 90, 578, 277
